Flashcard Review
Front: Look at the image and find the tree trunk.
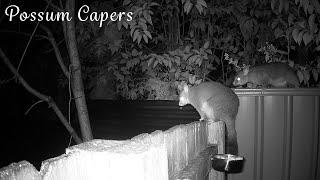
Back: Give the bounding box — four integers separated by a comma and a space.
65, 0, 93, 141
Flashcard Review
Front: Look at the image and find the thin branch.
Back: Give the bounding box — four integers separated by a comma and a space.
0, 0, 12, 23
0, 76, 15, 84
40, 25, 70, 78
42, 38, 65, 54
16, 0, 52, 73
0, 30, 48, 40
25, 100, 45, 115
274, 49, 288, 55
68, 65, 72, 147
43, 0, 64, 12
16, 21, 41, 73
0, 48, 82, 144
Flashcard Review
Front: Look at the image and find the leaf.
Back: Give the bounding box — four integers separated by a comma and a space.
133, 7, 143, 16
284, 0, 289, 12
133, 30, 139, 42
193, 49, 200, 54
312, 68, 318, 82
203, 41, 210, 49
197, 58, 203, 67
315, 45, 320, 51
122, 21, 129, 29
150, 2, 160, 6
175, 57, 181, 65
175, 71, 180, 79
292, 28, 300, 43
153, 60, 159, 68
205, 49, 212, 54
114, 71, 124, 81
308, 14, 315, 32
117, 21, 122, 30
279, 0, 284, 13
142, 34, 148, 43
288, 60, 294, 67
298, 30, 306, 45
184, 1, 193, 14
163, 59, 169, 67
312, 0, 320, 13
195, 3, 203, 14
169, 60, 172, 69
271, 20, 278, 29
308, 3, 314, 14
147, 57, 154, 67
274, 28, 284, 38
303, 69, 310, 81
197, 0, 207, 8
302, 32, 313, 45
137, 34, 142, 44
297, 70, 304, 83
132, 49, 139, 56
188, 55, 197, 64
144, 30, 152, 38
185, 45, 191, 53
271, 0, 275, 10
130, 26, 136, 37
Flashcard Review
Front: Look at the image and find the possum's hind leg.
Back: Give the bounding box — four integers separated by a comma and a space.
200, 101, 216, 121
199, 111, 207, 121
225, 119, 238, 155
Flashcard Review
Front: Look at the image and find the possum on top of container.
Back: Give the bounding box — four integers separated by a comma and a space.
233, 63, 300, 88
178, 81, 239, 155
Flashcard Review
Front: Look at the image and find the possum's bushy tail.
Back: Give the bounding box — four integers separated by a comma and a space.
224, 118, 238, 155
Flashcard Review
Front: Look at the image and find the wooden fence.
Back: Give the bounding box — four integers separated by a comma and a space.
0, 121, 225, 180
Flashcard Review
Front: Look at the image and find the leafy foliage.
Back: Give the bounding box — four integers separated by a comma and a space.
76, 0, 320, 100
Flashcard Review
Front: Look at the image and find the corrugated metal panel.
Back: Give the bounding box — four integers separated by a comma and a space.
229, 88, 320, 180
88, 100, 197, 139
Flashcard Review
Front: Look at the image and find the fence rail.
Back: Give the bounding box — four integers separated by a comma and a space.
0, 121, 225, 180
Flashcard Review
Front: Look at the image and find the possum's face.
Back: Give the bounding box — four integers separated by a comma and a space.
233, 74, 246, 86
233, 68, 249, 86
178, 84, 190, 106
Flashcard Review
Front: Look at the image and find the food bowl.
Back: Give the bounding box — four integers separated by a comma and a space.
211, 154, 244, 173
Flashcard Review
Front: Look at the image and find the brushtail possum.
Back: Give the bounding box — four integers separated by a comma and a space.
178, 82, 239, 155
233, 63, 300, 88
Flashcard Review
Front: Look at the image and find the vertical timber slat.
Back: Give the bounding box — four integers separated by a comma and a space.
208, 121, 225, 180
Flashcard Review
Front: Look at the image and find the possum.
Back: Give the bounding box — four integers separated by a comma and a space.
233, 63, 300, 88
178, 81, 239, 155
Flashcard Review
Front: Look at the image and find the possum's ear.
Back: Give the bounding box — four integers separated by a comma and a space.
177, 81, 185, 91
243, 67, 249, 75
183, 84, 189, 92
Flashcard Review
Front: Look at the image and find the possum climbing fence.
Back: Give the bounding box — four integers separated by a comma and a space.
0, 121, 225, 180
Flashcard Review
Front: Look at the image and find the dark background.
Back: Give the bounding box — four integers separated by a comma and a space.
0, 0, 160, 169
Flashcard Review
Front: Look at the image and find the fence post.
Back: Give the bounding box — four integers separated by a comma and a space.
207, 121, 226, 180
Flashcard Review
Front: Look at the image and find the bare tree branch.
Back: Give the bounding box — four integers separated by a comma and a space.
40, 25, 70, 78
0, 48, 82, 144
